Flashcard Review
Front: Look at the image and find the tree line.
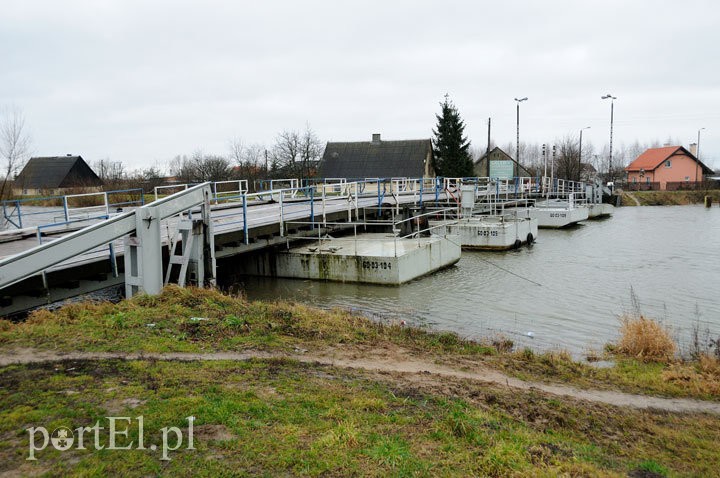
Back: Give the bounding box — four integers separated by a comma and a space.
1, 102, 713, 199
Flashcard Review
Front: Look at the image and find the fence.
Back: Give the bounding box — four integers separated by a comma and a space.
624, 182, 661, 191
665, 181, 720, 191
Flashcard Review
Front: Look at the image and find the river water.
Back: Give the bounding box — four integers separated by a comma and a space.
238, 205, 720, 355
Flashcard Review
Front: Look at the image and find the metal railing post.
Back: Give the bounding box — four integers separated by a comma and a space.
279, 191, 285, 236
62, 196, 69, 222
322, 184, 327, 225
377, 179, 381, 209
108, 241, 118, 277
242, 193, 249, 245
17, 200, 23, 229
354, 182, 358, 220
310, 186, 315, 224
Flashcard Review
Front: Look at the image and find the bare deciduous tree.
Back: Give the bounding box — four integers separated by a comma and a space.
0, 105, 32, 198
299, 126, 323, 179
169, 155, 195, 183
272, 130, 301, 177
92, 158, 127, 188
271, 125, 323, 179
554, 134, 581, 181
228, 139, 265, 186
192, 150, 231, 182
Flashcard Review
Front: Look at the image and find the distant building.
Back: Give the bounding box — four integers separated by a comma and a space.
13, 155, 103, 196
625, 146, 713, 190
318, 134, 433, 179
580, 163, 598, 182
473, 147, 531, 178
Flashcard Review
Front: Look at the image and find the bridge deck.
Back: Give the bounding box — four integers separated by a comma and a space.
0, 192, 450, 274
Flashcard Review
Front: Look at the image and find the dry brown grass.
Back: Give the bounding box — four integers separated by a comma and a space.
616, 315, 677, 363
699, 354, 720, 377
663, 354, 720, 397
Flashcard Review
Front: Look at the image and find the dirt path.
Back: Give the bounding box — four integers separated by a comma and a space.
624, 191, 641, 206
2, 346, 719, 415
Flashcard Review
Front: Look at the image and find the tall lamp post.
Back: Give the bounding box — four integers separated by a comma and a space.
578, 126, 591, 182
601, 94, 617, 182
696, 127, 706, 183
514, 97, 528, 169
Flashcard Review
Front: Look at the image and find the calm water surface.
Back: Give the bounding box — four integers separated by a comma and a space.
238, 205, 720, 354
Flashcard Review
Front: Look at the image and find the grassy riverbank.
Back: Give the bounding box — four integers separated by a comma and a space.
1, 286, 719, 476
620, 189, 720, 206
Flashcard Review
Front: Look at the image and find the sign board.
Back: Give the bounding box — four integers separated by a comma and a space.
489, 160, 514, 179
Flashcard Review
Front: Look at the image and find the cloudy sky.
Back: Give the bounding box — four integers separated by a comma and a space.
2, 0, 719, 171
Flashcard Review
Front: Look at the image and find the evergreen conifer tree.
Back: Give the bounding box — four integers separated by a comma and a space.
432, 95, 473, 177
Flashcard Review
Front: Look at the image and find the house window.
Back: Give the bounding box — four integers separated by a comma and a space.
665, 160, 671, 168
685, 176, 690, 182
646, 177, 650, 184
633, 177, 637, 183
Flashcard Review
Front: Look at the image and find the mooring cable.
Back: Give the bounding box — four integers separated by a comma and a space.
478, 256, 543, 287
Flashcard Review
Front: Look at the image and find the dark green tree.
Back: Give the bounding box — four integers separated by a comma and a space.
432, 95, 473, 177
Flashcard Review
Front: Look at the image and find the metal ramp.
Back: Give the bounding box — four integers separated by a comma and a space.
0, 183, 216, 298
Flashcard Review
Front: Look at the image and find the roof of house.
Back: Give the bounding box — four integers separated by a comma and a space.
475, 146, 513, 163
14, 156, 103, 189
581, 162, 597, 173
625, 146, 714, 174
318, 136, 432, 179
474, 146, 533, 175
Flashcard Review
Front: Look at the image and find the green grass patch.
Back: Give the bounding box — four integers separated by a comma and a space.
621, 189, 720, 206
1, 286, 719, 402
2, 358, 717, 476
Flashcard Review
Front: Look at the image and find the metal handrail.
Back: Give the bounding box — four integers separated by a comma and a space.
0, 183, 213, 290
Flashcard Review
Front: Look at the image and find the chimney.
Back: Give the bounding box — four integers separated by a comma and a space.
689, 142, 698, 157
371, 133, 381, 145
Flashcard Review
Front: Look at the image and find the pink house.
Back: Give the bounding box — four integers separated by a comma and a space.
625, 146, 713, 190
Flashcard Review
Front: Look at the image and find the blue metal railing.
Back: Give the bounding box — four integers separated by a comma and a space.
2, 188, 144, 230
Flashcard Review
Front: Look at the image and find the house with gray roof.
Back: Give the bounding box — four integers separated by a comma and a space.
13, 155, 103, 195
318, 134, 434, 179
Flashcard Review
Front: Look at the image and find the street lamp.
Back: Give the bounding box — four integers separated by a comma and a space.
696, 127, 706, 183
601, 94, 617, 182
514, 97, 528, 169
578, 126, 591, 182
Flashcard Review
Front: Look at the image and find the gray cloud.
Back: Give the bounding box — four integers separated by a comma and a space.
1, 0, 718, 169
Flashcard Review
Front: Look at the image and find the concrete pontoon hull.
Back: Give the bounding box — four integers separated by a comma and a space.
430, 217, 538, 250
238, 233, 461, 285
531, 204, 589, 228
587, 203, 615, 219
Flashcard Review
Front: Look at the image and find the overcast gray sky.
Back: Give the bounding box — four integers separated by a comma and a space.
2, 0, 719, 171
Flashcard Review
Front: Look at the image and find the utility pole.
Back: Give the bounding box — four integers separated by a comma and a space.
579, 126, 591, 182
514, 97, 528, 168
601, 94, 617, 182
696, 127, 705, 183
486, 117, 491, 155
551, 144, 556, 195
542, 144, 547, 197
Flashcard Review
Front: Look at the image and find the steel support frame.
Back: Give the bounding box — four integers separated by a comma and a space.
0, 183, 215, 297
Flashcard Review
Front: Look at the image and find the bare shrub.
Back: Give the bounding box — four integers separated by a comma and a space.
616, 315, 677, 363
